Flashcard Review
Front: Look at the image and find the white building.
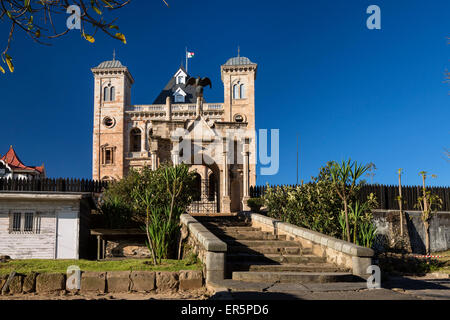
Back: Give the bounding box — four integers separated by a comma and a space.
0, 146, 45, 180
0, 192, 94, 259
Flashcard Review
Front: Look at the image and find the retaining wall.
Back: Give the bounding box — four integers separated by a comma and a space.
180, 214, 227, 283
246, 213, 375, 276
0, 269, 203, 295
373, 210, 450, 253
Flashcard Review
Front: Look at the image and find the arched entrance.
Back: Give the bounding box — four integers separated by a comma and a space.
187, 164, 220, 214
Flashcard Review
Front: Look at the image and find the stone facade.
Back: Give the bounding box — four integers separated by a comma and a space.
91, 56, 258, 212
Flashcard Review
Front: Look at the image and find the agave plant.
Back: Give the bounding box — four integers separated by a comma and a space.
359, 220, 377, 248
329, 159, 371, 242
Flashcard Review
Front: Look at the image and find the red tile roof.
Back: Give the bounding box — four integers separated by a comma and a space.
0, 146, 45, 174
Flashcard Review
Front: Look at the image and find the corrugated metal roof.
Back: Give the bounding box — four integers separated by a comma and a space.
94, 60, 124, 69
224, 56, 256, 66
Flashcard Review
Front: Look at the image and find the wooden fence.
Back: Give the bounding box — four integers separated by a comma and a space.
0, 178, 108, 193
250, 184, 450, 211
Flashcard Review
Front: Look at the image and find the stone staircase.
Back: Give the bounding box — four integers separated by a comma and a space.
197, 215, 356, 284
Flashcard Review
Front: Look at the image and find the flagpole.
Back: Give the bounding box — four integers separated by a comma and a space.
185, 47, 188, 74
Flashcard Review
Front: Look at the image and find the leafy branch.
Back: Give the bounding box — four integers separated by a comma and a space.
0, 0, 169, 74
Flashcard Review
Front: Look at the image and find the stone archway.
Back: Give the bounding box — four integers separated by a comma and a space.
187, 162, 220, 214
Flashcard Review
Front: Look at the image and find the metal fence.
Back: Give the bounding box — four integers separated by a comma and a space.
0, 178, 108, 193
250, 184, 450, 211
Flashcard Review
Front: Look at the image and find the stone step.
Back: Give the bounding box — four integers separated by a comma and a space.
207, 226, 260, 232
232, 271, 356, 283
201, 221, 251, 228
227, 253, 326, 264
227, 262, 347, 273
228, 245, 310, 255
225, 239, 303, 248
218, 233, 286, 241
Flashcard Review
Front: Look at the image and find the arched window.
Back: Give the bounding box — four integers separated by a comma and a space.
240, 84, 245, 99
130, 128, 141, 152
110, 86, 115, 101
193, 173, 201, 201
104, 86, 110, 102
208, 173, 216, 201
233, 84, 239, 99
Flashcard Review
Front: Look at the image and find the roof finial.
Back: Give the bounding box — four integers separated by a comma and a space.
113, 49, 116, 61
238, 45, 240, 57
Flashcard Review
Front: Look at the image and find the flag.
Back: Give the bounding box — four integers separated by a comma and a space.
186, 51, 195, 58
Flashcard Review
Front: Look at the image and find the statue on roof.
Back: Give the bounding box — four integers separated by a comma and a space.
185, 76, 212, 98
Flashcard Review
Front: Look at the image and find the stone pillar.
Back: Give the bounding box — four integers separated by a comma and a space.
221, 140, 231, 213
141, 122, 147, 155
165, 96, 172, 121
150, 140, 158, 170
196, 96, 203, 117
241, 142, 250, 211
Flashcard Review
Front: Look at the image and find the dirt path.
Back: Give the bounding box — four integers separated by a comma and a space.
0, 288, 211, 300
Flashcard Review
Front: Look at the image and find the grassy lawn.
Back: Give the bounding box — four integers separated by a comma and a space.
433, 250, 450, 274
0, 258, 202, 276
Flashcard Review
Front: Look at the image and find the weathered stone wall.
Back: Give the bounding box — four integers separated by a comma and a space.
0, 270, 203, 295
373, 210, 450, 253
180, 214, 227, 283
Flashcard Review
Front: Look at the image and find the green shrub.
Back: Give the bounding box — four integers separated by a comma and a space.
247, 197, 264, 212
100, 163, 196, 227
264, 164, 378, 247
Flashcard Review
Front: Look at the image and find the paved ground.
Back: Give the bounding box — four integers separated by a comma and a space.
209, 275, 450, 300
0, 276, 448, 300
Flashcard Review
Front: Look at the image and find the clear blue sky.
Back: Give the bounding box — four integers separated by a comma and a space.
0, 0, 449, 187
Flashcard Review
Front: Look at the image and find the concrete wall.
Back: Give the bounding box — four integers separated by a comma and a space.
373, 210, 450, 253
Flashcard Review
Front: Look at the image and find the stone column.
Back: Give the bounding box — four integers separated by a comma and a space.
221, 139, 231, 213
241, 142, 250, 211
196, 96, 203, 117
150, 140, 158, 170
141, 122, 148, 155
166, 96, 172, 121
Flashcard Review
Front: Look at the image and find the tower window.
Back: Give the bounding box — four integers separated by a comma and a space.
233, 81, 245, 100
104, 86, 110, 102
105, 149, 112, 164
130, 128, 142, 152
110, 86, 115, 101
101, 146, 115, 165
103, 85, 115, 102
103, 116, 115, 128
234, 114, 244, 123
233, 84, 239, 99
240, 84, 246, 99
